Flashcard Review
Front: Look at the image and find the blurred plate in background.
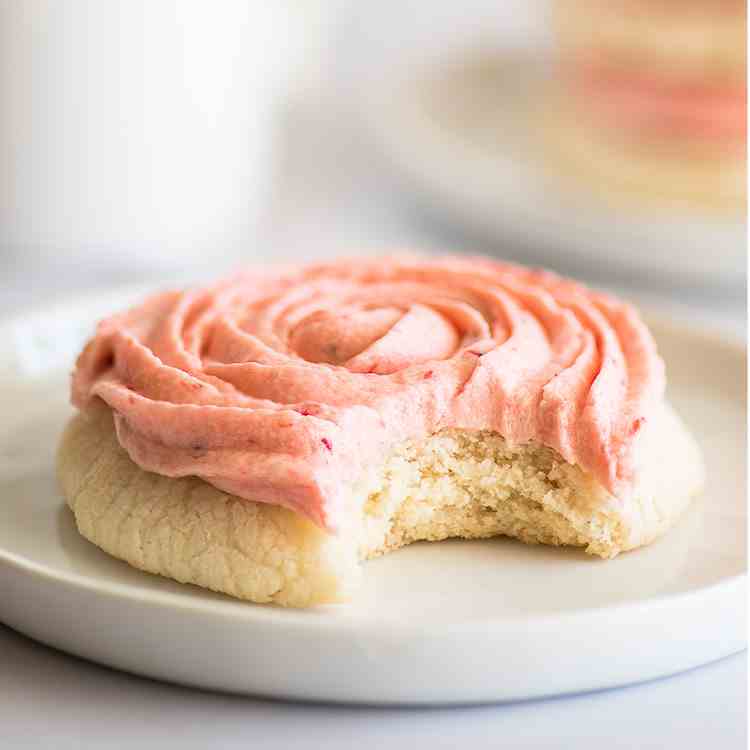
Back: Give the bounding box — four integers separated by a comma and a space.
359, 53, 746, 289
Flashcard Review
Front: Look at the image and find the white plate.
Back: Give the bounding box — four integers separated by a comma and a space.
359, 55, 746, 288
0, 288, 745, 705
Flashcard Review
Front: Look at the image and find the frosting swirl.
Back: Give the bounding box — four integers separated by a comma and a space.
72, 256, 665, 530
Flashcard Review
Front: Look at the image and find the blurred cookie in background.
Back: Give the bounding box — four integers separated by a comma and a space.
545, 0, 746, 213
333, 0, 746, 286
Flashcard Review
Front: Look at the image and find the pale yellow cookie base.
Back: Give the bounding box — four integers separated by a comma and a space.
57, 402, 704, 607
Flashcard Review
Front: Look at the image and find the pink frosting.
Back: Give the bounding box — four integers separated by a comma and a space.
570, 61, 747, 144
72, 256, 665, 531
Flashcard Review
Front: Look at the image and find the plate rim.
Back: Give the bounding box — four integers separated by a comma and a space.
0, 542, 746, 634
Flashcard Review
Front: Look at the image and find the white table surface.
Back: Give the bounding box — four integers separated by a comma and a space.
1, 88, 746, 748
0, 621, 745, 750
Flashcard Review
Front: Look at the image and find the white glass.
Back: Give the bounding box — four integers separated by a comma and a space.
0, 1, 300, 269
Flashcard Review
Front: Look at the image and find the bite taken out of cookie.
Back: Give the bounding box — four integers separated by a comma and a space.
58, 255, 704, 607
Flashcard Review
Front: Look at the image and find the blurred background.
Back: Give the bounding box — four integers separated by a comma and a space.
0, 0, 746, 334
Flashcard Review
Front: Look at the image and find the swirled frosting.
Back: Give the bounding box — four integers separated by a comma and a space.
72, 256, 665, 531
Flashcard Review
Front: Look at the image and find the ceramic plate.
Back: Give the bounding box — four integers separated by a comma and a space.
359, 55, 746, 289
0, 288, 745, 705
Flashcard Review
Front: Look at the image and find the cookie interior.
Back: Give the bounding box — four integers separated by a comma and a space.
58, 403, 703, 607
